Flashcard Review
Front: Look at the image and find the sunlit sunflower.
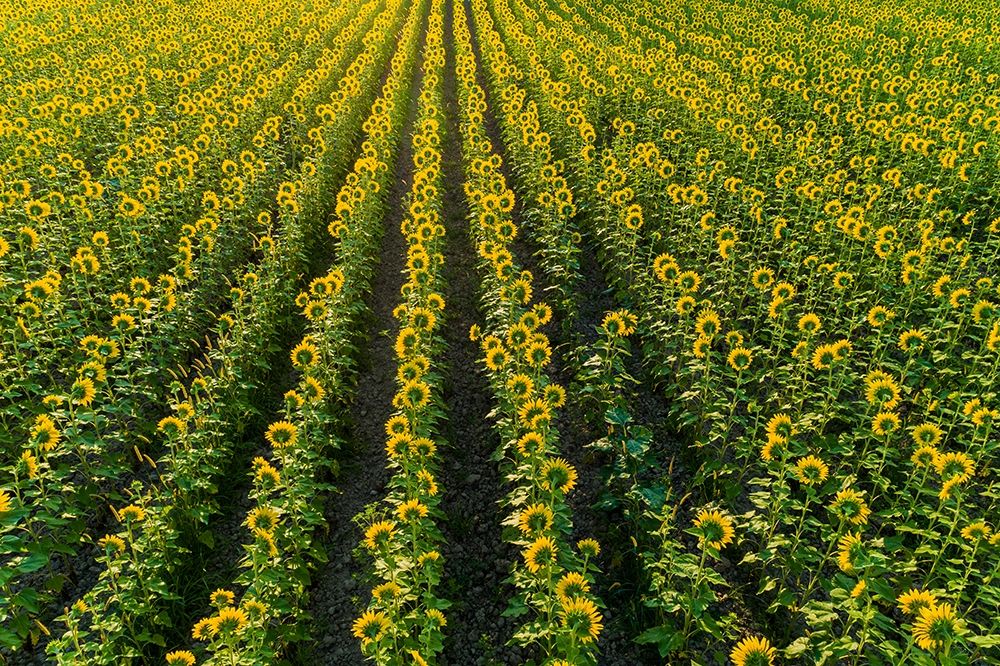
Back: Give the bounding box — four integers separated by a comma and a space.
730, 635, 776, 666
897, 589, 938, 615
694, 509, 735, 550
560, 596, 603, 643
912, 603, 964, 652
265, 421, 298, 449
523, 536, 558, 573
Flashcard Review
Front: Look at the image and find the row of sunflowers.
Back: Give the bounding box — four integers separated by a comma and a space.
474, 0, 1000, 662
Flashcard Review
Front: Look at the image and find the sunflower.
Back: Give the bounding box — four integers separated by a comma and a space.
211, 607, 247, 635
158, 416, 187, 438
866, 305, 894, 327
290, 341, 319, 369
794, 455, 829, 485
385, 415, 411, 437
560, 596, 603, 643
71, 377, 97, 406
98, 534, 126, 555
354, 609, 392, 641
31, 415, 61, 451
577, 539, 601, 559
523, 536, 558, 573
695, 309, 721, 338
811, 343, 838, 370
525, 340, 552, 368
118, 504, 146, 523
425, 608, 446, 628
541, 457, 577, 494
0, 489, 13, 516
694, 509, 735, 550
730, 635, 776, 666
829, 488, 871, 525
912, 603, 964, 652
301, 376, 325, 403
871, 411, 901, 437
864, 371, 901, 408
396, 499, 429, 523
372, 581, 402, 604
265, 421, 298, 449
555, 572, 591, 602
518, 503, 554, 535
516, 431, 547, 457
246, 506, 279, 533
18, 450, 38, 479
693, 336, 712, 359
518, 399, 552, 430
899, 328, 927, 352
765, 413, 794, 443
836, 532, 865, 573
405, 463, 434, 494
960, 521, 991, 542
191, 617, 216, 641
933, 451, 974, 484
751, 268, 774, 290
911, 423, 943, 448
210, 589, 235, 608
727, 346, 753, 371
544, 384, 567, 408
897, 589, 937, 616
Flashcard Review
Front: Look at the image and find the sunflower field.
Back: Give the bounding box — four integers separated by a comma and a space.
2, 0, 999, 664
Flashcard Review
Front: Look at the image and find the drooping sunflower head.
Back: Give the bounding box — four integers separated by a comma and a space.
408, 437, 436, 457
31, 415, 61, 452
191, 617, 216, 642
372, 581, 402, 604
118, 504, 146, 523
766, 413, 794, 443
301, 376, 325, 403
158, 416, 187, 438
98, 534, 125, 556
71, 377, 97, 406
